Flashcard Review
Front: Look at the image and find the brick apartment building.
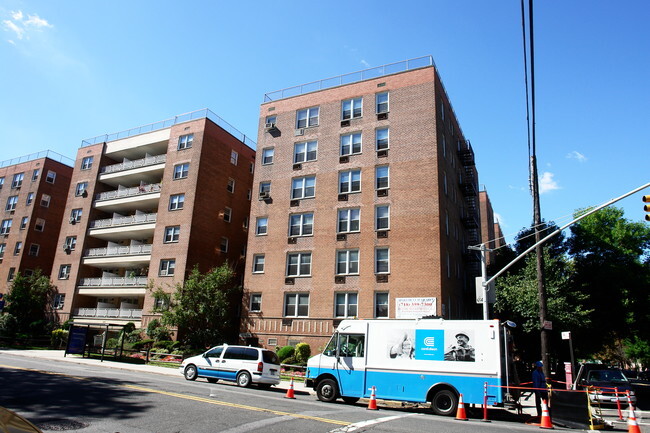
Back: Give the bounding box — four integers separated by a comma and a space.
479, 190, 502, 267
0, 151, 73, 292
241, 56, 493, 350
50, 109, 255, 332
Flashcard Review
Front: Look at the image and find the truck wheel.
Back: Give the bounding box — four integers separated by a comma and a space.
316, 378, 339, 403
184, 364, 198, 381
430, 389, 458, 416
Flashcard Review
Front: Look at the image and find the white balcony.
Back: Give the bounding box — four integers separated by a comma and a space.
74, 308, 143, 320
94, 183, 161, 213
77, 276, 148, 296
89, 213, 157, 241
82, 244, 152, 268
99, 155, 166, 187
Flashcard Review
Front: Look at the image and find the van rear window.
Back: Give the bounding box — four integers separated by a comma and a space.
262, 350, 279, 365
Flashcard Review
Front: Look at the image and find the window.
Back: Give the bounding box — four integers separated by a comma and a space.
259, 181, 271, 199
0, 177, 4, 189
58, 264, 71, 280
5, 196, 18, 211
338, 208, 360, 233
262, 148, 274, 165
81, 156, 94, 170
178, 134, 194, 150
335, 293, 358, 317
340, 132, 362, 156
11, 173, 24, 189
40, 194, 51, 207
284, 293, 309, 317
256, 217, 268, 235
375, 292, 389, 318
376, 92, 389, 113
159, 259, 175, 276
375, 247, 390, 274
294, 141, 317, 163
296, 107, 319, 128
230, 150, 238, 165
291, 176, 315, 199
31, 169, 40, 181
376, 128, 389, 150
169, 194, 185, 210
164, 226, 180, 243
440, 99, 445, 121
154, 295, 169, 311
173, 163, 189, 179
227, 178, 235, 193
223, 207, 232, 223
250, 294, 262, 312
23, 269, 34, 277
75, 182, 88, 197
220, 237, 229, 253
247, 189, 252, 201
46, 170, 56, 183
253, 255, 265, 273
376, 205, 390, 230
13, 242, 22, 255
1, 219, 11, 235
342, 97, 362, 120
249, 162, 255, 173
286, 252, 312, 277
64, 236, 77, 251
336, 249, 359, 275
243, 216, 249, 229
52, 294, 65, 310
7, 267, 15, 281
28, 243, 39, 257
19, 217, 28, 230
289, 213, 313, 237
265, 115, 277, 127
0, 243, 4, 258
26, 192, 34, 205
34, 218, 45, 232
375, 166, 389, 190
339, 169, 361, 194
70, 208, 82, 222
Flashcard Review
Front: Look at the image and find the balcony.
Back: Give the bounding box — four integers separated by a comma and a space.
77, 276, 148, 296
82, 244, 152, 268
94, 183, 161, 213
74, 307, 143, 320
99, 155, 166, 187
89, 213, 157, 241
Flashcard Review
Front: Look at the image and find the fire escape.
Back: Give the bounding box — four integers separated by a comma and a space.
458, 140, 481, 277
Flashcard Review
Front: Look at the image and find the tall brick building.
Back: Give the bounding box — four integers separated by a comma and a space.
50, 109, 255, 331
0, 152, 73, 291
241, 57, 487, 349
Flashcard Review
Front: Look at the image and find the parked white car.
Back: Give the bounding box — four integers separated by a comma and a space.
180, 344, 281, 388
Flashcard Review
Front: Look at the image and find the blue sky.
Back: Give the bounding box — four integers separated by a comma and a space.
1, 1, 648, 245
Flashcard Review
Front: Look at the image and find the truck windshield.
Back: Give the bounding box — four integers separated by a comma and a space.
323, 334, 338, 357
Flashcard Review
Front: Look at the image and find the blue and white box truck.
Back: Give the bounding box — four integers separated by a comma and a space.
305, 318, 517, 416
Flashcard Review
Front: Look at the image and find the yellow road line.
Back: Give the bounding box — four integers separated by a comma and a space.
0, 364, 348, 426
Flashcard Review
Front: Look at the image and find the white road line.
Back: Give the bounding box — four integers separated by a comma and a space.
329, 413, 422, 432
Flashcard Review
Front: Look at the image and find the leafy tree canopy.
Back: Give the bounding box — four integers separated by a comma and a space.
2, 269, 56, 337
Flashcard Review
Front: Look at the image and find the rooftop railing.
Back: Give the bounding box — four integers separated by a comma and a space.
84, 244, 153, 258
81, 108, 255, 149
264, 56, 434, 102
89, 213, 157, 229
95, 183, 161, 202
0, 150, 75, 168
78, 276, 148, 287
100, 154, 166, 175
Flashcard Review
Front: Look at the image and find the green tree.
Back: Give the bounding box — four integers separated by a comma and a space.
2, 270, 56, 338
567, 207, 650, 356
153, 264, 242, 350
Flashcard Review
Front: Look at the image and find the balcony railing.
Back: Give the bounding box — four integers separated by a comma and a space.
95, 183, 161, 202
74, 308, 143, 319
78, 276, 148, 287
100, 154, 166, 175
84, 244, 153, 258
89, 213, 157, 229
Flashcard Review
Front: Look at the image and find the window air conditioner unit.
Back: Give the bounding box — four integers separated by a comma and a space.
377, 189, 389, 197
335, 276, 346, 284
69, 217, 76, 224
259, 191, 270, 199
377, 230, 389, 239
339, 156, 349, 163
287, 237, 297, 244
336, 233, 346, 241
377, 149, 388, 158
338, 194, 348, 201
284, 277, 295, 285
264, 122, 277, 131
377, 112, 388, 120
290, 200, 300, 207
340, 120, 350, 127
376, 274, 389, 283
292, 163, 302, 171
294, 128, 305, 136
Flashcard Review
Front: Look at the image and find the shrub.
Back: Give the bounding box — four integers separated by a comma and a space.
153, 340, 175, 352
294, 343, 311, 364
51, 329, 68, 348
132, 339, 155, 350
282, 355, 297, 366
276, 345, 295, 362
105, 338, 120, 349
146, 319, 171, 341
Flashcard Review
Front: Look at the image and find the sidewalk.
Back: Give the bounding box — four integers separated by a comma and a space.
0, 348, 314, 395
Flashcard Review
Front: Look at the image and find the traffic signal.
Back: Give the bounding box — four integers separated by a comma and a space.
644, 195, 650, 221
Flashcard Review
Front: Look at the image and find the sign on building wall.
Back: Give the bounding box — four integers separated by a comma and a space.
395, 297, 437, 319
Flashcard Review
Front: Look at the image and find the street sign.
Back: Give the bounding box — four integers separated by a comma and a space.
475, 277, 496, 304
561, 331, 571, 340
542, 320, 553, 330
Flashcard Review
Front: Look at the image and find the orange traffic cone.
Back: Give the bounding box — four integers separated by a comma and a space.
284, 377, 296, 399
367, 386, 378, 410
455, 393, 468, 420
539, 399, 553, 429
627, 406, 642, 433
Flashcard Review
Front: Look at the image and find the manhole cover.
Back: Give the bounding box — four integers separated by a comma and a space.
36, 419, 90, 431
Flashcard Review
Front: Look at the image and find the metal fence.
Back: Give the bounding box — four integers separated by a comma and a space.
84, 244, 152, 258
100, 154, 166, 174
95, 183, 161, 201
89, 213, 157, 229
78, 276, 148, 287
0, 150, 75, 168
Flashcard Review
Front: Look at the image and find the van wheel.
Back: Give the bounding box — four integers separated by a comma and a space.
207, 378, 218, 384
342, 396, 360, 404
237, 371, 252, 388
430, 389, 458, 416
184, 365, 198, 381
316, 378, 339, 403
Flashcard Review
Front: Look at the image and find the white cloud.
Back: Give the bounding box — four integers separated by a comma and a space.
2, 10, 52, 43
360, 59, 370, 68
566, 150, 587, 163
539, 171, 561, 194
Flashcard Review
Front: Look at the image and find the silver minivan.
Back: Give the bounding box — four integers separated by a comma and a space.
180, 344, 281, 388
